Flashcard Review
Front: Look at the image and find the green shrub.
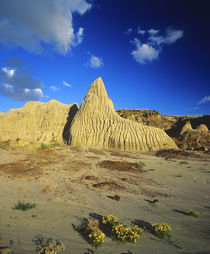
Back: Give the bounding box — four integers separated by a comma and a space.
0, 143, 9, 150
136, 161, 146, 167
12, 200, 37, 211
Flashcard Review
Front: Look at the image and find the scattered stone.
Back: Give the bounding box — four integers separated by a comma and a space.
113, 195, 120, 201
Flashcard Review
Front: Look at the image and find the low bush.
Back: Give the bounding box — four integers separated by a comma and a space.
151, 222, 172, 239
186, 209, 200, 217
12, 200, 37, 211
33, 234, 65, 254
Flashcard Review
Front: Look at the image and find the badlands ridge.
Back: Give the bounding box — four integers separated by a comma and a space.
0, 77, 209, 151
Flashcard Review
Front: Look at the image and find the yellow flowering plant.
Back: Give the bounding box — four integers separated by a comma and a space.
186, 209, 200, 217
102, 215, 143, 244
152, 222, 172, 239
88, 232, 105, 249
102, 215, 118, 226
75, 219, 105, 250
111, 224, 143, 243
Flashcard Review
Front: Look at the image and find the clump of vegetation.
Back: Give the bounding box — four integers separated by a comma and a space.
38, 142, 61, 151
111, 224, 143, 243
175, 173, 183, 177
186, 209, 200, 217
75, 219, 105, 250
0, 143, 9, 150
12, 200, 37, 211
136, 161, 146, 167
151, 222, 172, 239
33, 234, 65, 254
102, 215, 143, 243
88, 231, 105, 249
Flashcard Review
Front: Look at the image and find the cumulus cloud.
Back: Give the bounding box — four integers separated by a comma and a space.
0, 0, 91, 54
131, 39, 159, 64
0, 58, 44, 101
149, 28, 184, 46
0, 84, 43, 101
131, 27, 184, 64
62, 81, 71, 87
50, 86, 59, 92
197, 96, 210, 105
89, 55, 104, 69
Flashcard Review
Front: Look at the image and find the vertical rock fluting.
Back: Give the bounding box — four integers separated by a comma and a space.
69, 77, 178, 151
0, 100, 78, 145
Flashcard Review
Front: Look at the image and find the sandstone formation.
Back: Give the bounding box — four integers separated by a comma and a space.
68, 77, 178, 151
196, 124, 209, 133
0, 100, 78, 146
178, 129, 210, 151
180, 121, 193, 135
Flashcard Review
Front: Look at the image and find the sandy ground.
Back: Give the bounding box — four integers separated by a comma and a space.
0, 146, 210, 254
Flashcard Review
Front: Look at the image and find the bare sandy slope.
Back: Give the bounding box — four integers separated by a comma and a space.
0, 146, 210, 254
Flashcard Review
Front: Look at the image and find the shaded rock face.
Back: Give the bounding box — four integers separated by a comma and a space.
180, 121, 193, 135
196, 124, 209, 133
68, 77, 178, 151
116, 109, 175, 131
178, 122, 209, 151
0, 100, 78, 145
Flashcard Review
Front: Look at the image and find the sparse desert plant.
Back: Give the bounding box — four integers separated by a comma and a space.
175, 174, 183, 177
152, 222, 172, 239
102, 215, 118, 228
38, 142, 61, 151
88, 231, 105, 249
102, 215, 143, 243
76, 219, 105, 250
12, 200, 37, 211
40, 143, 49, 150
149, 168, 155, 171
111, 223, 143, 243
0, 143, 9, 150
49, 142, 61, 148
33, 234, 65, 254
136, 161, 146, 167
185, 209, 200, 217
0, 246, 12, 254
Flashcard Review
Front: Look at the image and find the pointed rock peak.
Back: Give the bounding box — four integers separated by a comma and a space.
86, 77, 108, 98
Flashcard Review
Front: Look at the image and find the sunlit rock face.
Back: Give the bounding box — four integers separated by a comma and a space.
69, 77, 178, 151
0, 100, 78, 145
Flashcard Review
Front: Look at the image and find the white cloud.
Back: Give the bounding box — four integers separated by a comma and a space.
62, 81, 71, 87
149, 28, 184, 46
148, 28, 159, 35
131, 27, 184, 64
165, 29, 184, 44
125, 28, 133, 34
131, 39, 159, 64
76, 27, 84, 44
137, 29, 146, 35
50, 86, 59, 92
197, 96, 210, 105
0, 58, 44, 101
90, 55, 104, 69
0, 84, 43, 101
2, 67, 15, 77
0, 0, 91, 54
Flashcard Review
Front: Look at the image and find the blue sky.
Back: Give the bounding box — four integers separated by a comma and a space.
0, 0, 209, 115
